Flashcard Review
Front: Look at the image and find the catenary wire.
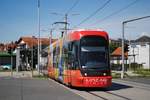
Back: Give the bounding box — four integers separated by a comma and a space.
89, 0, 139, 27
51, 0, 80, 30
66, 0, 80, 14
73, 0, 112, 28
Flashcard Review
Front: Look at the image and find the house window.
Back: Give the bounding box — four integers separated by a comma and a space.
141, 44, 146, 48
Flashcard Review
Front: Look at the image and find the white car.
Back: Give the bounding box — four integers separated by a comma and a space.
1, 65, 11, 70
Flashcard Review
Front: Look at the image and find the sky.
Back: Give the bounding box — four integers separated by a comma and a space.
0, 0, 150, 43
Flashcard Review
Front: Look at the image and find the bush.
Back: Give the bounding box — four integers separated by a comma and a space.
129, 63, 143, 70
112, 72, 129, 78
111, 64, 128, 71
111, 63, 143, 71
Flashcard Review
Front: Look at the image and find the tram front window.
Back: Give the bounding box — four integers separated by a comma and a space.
80, 36, 109, 70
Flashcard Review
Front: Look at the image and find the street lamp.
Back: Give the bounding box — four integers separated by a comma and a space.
37, 0, 40, 75
121, 15, 150, 79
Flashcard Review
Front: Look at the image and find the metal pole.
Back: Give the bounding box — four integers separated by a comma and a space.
11, 53, 13, 77
37, 0, 40, 75
31, 43, 33, 77
149, 42, 150, 70
65, 14, 68, 35
121, 15, 150, 78
121, 22, 125, 79
50, 29, 52, 46
16, 47, 20, 73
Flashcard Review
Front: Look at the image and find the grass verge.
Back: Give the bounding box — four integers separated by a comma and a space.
133, 69, 150, 77
33, 74, 48, 79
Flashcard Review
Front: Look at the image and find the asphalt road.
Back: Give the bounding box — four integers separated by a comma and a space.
123, 77, 150, 85
67, 79, 150, 100
1, 76, 150, 100
0, 77, 85, 100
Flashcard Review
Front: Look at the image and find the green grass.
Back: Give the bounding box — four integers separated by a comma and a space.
134, 69, 150, 77
112, 72, 121, 78
0, 69, 11, 72
33, 74, 48, 79
112, 72, 129, 78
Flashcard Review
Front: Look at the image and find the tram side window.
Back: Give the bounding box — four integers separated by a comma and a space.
72, 44, 78, 61
56, 46, 60, 68
68, 42, 79, 70
68, 42, 77, 56
63, 44, 68, 60
53, 48, 57, 68
68, 42, 73, 51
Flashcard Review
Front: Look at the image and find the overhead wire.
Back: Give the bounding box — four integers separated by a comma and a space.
51, 0, 80, 33
66, 0, 80, 14
73, 0, 112, 28
55, 0, 80, 23
90, 0, 139, 27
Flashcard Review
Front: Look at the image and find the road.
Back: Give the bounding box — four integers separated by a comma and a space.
0, 77, 85, 100
123, 77, 150, 85
57, 78, 150, 100
0, 76, 150, 100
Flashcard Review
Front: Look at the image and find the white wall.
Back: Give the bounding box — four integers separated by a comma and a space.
129, 43, 150, 69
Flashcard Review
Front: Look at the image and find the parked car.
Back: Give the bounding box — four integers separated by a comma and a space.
0, 65, 11, 70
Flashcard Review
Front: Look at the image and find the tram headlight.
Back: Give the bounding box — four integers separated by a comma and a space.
84, 73, 87, 76
103, 73, 106, 76
82, 66, 86, 68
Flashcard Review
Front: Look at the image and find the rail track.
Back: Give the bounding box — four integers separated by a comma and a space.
48, 78, 150, 100
86, 90, 131, 100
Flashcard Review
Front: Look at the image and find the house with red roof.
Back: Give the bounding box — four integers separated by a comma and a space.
16, 36, 57, 71
111, 47, 128, 64
0, 42, 17, 70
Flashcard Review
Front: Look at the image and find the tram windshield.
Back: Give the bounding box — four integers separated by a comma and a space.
80, 36, 109, 69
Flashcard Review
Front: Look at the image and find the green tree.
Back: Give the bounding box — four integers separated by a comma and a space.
109, 43, 118, 53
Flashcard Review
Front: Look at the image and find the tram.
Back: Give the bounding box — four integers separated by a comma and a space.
48, 29, 112, 87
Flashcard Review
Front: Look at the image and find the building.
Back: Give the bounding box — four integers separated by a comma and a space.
111, 47, 128, 65
109, 39, 122, 47
0, 42, 17, 70
0, 43, 5, 51
16, 36, 56, 70
128, 35, 150, 69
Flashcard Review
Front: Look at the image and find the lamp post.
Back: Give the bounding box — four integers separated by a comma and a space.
8, 47, 13, 76
121, 15, 150, 79
11, 52, 13, 77
121, 22, 125, 79
16, 47, 20, 73
37, 0, 40, 75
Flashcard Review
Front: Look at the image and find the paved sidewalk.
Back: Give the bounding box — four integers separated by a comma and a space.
0, 71, 39, 78
0, 77, 85, 100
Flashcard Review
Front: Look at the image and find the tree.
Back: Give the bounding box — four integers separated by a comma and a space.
109, 43, 118, 53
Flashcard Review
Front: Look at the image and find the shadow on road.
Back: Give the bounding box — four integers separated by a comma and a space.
73, 82, 133, 92
106, 82, 133, 91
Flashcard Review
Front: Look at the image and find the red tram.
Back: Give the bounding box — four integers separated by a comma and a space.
48, 29, 112, 87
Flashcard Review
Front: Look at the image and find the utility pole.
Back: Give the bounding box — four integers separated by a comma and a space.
121, 15, 150, 79
52, 18, 69, 38
51, 13, 79, 37
50, 29, 54, 45
149, 42, 150, 70
121, 22, 125, 79
16, 47, 20, 73
11, 52, 13, 77
64, 14, 68, 36
37, 0, 40, 75
31, 38, 34, 77
8, 47, 13, 76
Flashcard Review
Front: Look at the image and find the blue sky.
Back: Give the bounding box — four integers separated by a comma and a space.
0, 0, 150, 43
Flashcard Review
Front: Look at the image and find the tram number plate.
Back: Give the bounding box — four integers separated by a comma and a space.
85, 78, 107, 85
